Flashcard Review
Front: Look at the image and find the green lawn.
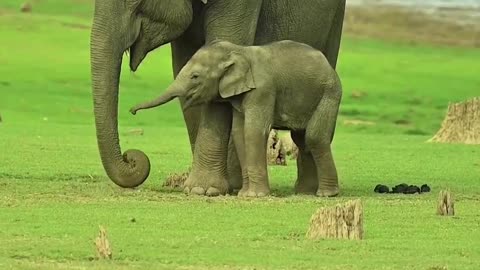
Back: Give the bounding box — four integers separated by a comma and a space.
1, 2, 480, 269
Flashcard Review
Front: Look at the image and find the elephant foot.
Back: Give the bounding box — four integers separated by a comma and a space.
316, 183, 340, 197
183, 171, 229, 197
294, 178, 318, 195
238, 183, 270, 198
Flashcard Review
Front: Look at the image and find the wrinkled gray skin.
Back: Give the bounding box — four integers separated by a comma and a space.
90, 0, 345, 195
131, 40, 342, 197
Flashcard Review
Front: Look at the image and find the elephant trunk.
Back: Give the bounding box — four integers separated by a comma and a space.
90, 4, 150, 188
130, 85, 184, 115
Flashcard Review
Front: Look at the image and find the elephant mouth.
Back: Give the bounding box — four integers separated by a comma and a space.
129, 38, 143, 72
129, 31, 169, 72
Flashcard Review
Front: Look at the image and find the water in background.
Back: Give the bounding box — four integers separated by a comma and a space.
348, 0, 480, 25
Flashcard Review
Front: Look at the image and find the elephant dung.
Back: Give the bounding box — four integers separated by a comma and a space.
94, 226, 112, 259
429, 97, 480, 145
163, 171, 189, 189
306, 199, 364, 240
267, 130, 287, 166
437, 190, 455, 216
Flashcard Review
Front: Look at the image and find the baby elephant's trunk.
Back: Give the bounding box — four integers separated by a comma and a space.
130, 85, 184, 115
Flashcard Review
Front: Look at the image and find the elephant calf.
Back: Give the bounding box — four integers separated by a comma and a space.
130, 40, 342, 197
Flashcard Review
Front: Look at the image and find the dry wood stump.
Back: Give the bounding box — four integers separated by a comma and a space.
429, 97, 480, 144
306, 199, 364, 240
95, 226, 112, 259
437, 190, 455, 216
20, 2, 32, 13
280, 133, 299, 160
267, 130, 287, 166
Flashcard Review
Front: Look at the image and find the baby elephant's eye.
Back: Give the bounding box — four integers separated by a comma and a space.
191, 73, 199, 80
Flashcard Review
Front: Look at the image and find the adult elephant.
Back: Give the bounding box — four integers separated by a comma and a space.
90, 0, 345, 196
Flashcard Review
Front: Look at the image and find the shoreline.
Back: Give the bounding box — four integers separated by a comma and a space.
343, 5, 479, 48
347, 0, 480, 26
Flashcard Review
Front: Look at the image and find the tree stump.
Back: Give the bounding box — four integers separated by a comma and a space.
94, 226, 112, 259
306, 199, 364, 240
20, 2, 32, 13
267, 130, 287, 166
280, 133, 299, 160
429, 97, 480, 144
437, 190, 455, 216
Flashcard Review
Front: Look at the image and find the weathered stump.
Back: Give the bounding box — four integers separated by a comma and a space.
94, 226, 112, 259
20, 2, 32, 13
429, 97, 480, 144
306, 199, 364, 240
267, 130, 287, 166
280, 133, 299, 160
437, 190, 455, 216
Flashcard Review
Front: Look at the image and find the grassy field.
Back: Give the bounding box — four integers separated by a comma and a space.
1, 1, 480, 269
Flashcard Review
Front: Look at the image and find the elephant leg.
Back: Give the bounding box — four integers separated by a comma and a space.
171, 39, 243, 193
171, 39, 203, 152
183, 103, 231, 196
227, 135, 244, 192
231, 110, 249, 196
323, 0, 345, 70
291, 131, 318, 195
305, 90, 341, 197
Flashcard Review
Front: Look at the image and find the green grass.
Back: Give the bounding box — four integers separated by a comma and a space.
1, 1, 480, 269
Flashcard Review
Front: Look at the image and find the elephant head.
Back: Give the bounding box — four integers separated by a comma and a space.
129, 41, 256, 114
90, 0, 197, 187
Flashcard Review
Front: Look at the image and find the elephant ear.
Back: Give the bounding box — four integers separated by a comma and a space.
219, 51, 256, 99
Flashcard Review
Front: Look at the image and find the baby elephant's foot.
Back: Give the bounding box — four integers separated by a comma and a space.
183, 171, 229, 197
238, 184, 270, 198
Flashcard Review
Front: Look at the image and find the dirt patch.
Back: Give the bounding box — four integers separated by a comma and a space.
344, 6, 480, 48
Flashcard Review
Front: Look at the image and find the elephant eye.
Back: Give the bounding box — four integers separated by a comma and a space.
191, 73, 200, 80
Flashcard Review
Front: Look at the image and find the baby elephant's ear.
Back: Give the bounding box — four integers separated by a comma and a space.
219, 51, 256, 98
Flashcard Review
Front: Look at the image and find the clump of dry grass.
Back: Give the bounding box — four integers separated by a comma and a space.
344, 6, 479, 48
163, 170, 189, 189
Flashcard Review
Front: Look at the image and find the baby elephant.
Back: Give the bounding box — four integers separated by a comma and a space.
130, 40, 342, 197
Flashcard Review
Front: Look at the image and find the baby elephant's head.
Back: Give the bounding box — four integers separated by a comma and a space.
130, 41, 256, 115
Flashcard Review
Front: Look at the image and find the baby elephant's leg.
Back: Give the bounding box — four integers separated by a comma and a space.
291, 131, 318, 195
231, 110, 249, 196
305, 88, 342, 197
241, 111, 271, 197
